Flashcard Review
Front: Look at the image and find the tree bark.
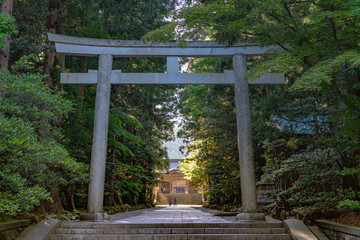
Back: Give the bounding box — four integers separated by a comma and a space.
76, 57, 88, 99
43, 0, 58, 87
38, 0, 67, 213
44, 182, 65, 213
64, 183, 76, 211
0, 0, 14, 71
54, 25, 65, 68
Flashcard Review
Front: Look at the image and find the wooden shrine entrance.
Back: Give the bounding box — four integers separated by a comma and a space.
48, 33, 283, 221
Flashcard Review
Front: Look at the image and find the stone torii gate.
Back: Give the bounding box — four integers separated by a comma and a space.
48, 33, 284, 221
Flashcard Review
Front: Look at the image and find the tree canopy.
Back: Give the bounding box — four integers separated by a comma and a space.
0, 0, 178, 219
144, 0, 360, 210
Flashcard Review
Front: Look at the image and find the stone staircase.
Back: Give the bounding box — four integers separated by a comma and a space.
51, 222, 292, 240
156, 193, 203, 205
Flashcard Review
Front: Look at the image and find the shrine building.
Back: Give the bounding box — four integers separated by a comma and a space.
154, 159, 203, 205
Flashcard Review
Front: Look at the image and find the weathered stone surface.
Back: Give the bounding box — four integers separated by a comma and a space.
166, 57, 179, 73
297, 207, 312, 218
1, 228, 21, 240
291, 206, 325, 222
48, 33, 267, 48
53, 216, 291, 240
86, 54, 113, 217
16, 219, 61, 240
0, 220, 31, 232
59, 222, 285, 229
283, 219, 318, 240
279, 210, 286, 220
51, 233, 292, 240
316, 219, 360, 240
0, 220, 31, 240
47, 33, 282, 57
79, 213, 109, 222
236, 212, 266, 221
233, 54, 258, 214
156, 193, 202, 205
60, 72, 284, 85
308, 226, 330, 240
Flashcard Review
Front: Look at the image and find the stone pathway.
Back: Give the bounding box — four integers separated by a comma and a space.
110, 205, 230, 223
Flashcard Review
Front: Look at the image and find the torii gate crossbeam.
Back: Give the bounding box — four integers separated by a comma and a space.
48, 33, 283, 222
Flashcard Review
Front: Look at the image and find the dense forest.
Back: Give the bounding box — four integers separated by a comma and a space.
0, 0, 359, 223
145, 0, 360, 212
0, 0, 179, 218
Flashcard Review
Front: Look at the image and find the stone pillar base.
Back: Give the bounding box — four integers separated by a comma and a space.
236, 212, 265, 222
80, 212, 109, 221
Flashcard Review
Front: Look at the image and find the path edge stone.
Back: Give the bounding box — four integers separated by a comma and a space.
283, 218, 318, 240
308, 225, 330, 240
0, 219, 32, 232
316, 219, 360, 238
15, 219, 61, 240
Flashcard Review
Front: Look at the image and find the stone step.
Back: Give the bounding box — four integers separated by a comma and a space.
51, 233, 292, 240
56, 227, 287, 235
60, 222, 284, 229
156, 193, 203, 205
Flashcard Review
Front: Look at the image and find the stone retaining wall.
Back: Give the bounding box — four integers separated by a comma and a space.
0, 219, 31, 240
316, 219, 360, 240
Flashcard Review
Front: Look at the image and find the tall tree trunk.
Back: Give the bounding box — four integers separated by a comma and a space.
44, 182, 65, 213
64, 183, 76, 211
0, 0, 14, 71
77, 57, 88, 99
43, 0, 58, 87
54, 25, 65, 68
39, 0, 65, 213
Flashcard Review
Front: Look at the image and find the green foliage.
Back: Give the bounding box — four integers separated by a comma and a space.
10, 55, 38, 73
179, 158, 207, 191
58, 0, 178, 207
271, 148, 342, 205
142, 22, 177, 42
262, 139, 360, 207
0, 184, 51, 216
108, 110, 143, 158
337, 200, 360, 211
176, 57, 242, 205
0, 73, 73, 123
293, 51, 360, 91
11, 0, 47, 67
0, 66, 86, 216
5, 0, 177, 214
339, 167, 360, 177
0, 13, 17, 50
150, 0, 360, 210
112, 162, 146, 199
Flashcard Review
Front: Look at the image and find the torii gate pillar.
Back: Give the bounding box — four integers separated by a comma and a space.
80, 55, 112, 221
234, 54, 265, 221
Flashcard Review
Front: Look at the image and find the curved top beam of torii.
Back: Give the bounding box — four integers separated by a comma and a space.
47, 33, 280, 57
48, 33, 284, 85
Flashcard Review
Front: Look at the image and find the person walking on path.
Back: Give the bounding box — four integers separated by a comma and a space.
169, 198, 172, 207
173, 198, 177, 207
